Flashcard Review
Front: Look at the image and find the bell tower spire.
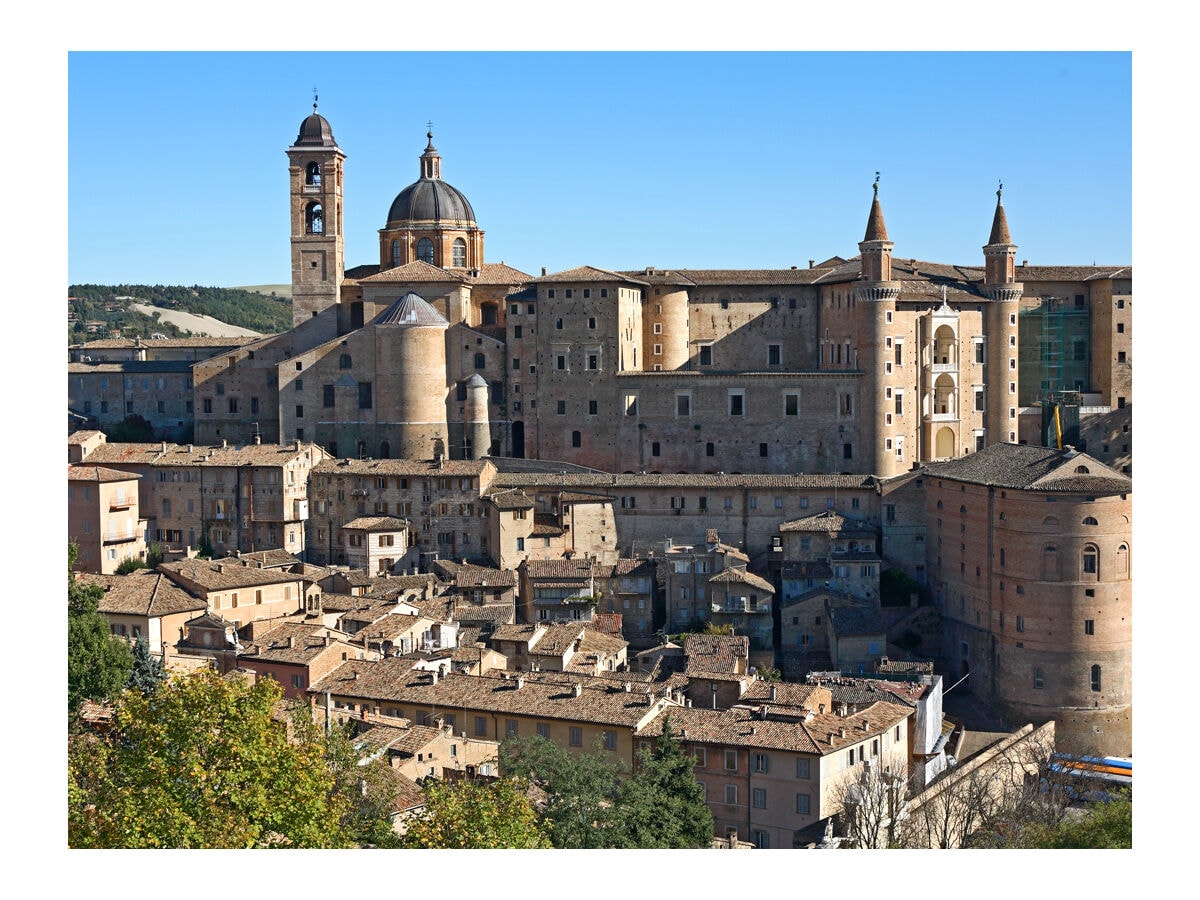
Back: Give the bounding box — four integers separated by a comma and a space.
982, 181, 1024, 448
984, 181, 1018, 285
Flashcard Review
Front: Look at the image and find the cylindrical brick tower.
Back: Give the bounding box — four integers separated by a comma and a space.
854, 178, 902, 477
465, 373, 491, 459
375, 292, 450, 460
983, 184, 1023, 445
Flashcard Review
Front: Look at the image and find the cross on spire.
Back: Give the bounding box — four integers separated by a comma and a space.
312, 86, 319, 112
874, 171, 880, 196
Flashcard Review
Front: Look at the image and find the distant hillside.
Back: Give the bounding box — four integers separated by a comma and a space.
235, 284, 293, 300
68, 284, 292, 344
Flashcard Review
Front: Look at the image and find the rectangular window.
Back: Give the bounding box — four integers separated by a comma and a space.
796, 793, 811, 815
796, 758, 811, 779
693, 747, 707, 767
603, 730, 616, 750
752, 788, 766, 809
358, 382, 372, 409
1085, 619, 1095, 635
698, 344, 713, 366
475, 716, 488, 737
784, 392, 799, 416
676, 393, 691, 416
724, 784, 738, 805
768, 344, 781, 366
588, 400, 598, 415
751, 752, 769, 773
323, 384, 334, 407
570, 727, 582, 747
724, 749, 737, 771
728, 391, 744, 416
537, 723, 550, 739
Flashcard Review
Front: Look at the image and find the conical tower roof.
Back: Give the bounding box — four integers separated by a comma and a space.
988, 184, 1013, 245
375, 292, 448, 327
863, 179, 889, 242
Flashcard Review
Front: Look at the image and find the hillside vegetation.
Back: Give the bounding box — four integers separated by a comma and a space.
69, 284, 292, 344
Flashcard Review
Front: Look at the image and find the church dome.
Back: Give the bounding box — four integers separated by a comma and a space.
385, 132, 477, 228
293, 105, 337, 148
386, 179, 476, 227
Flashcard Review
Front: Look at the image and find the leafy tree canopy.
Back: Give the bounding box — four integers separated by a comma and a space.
127, 636, 167, 696
68, 670, 352, 848
398, 777, 551, 849
67, 544, 133, 716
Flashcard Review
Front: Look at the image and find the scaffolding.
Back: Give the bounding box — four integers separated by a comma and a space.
1019, 297, 1091, 405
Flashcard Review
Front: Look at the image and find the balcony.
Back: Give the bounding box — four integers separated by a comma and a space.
103, 530, 142, 544
930, 362, 958, 375
109, 496, 133, 511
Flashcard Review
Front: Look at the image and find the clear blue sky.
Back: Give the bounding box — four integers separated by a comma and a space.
68, 51, 1131, 286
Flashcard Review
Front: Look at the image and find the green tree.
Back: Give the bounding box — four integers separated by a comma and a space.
68, 669, 351, 848
114, 556, 147, 575
289, 706, 404, 847
618, 716, 714, 848
68, 545, 133, 717
127, 636, 167, 696
398, 777, 551, 849
1024, 792, 1132, 848
500, 734, 626, 848
105, 413, 156, 443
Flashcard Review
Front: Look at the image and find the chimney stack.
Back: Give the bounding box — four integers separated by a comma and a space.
839, 726, 847, 739
572, 682, 582, 697
769, 685, 777, 702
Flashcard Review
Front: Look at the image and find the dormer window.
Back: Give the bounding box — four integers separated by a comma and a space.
305, 161, 321, 186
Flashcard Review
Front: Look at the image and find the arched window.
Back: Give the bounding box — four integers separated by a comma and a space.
959, 505, 967, 514
417, 238, 435, 264
453, 238, 467, 267
1042, 545, 1060, 580
1082, 544, 1099, 577
306, 161, 321, 185
1042, 516, 1059, 526
1090, 664, 1102, 692
1116, 543, 1129, 576
1082, 516, 1098, 526
936, 500, 943, 510
339, 354, 352, 369
474, 353, 486, 369
379, 441, 390, 459
391, 239, 402, 268
571, 430, 582, 448
305, 202, 324, 234
1074, 465, 1090, 474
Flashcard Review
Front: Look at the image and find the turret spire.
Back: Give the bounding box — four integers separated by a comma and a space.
864, 172, 889, 242
988, 180, 1013, 245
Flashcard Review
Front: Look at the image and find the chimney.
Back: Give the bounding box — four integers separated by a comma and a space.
861, 719, 870, 731
829, 731, 836, 743
188, 444, 194, 453
254, 434, 261, 445
430, 669, 439, 685
161, 441, 167, 452
353, 671, 360, 681
222, 439, 227, 449
515, 676, 525, 690
294, 439, 302, 451
749, 726, 756, 735
572, 682, 582, 697
324, 635, 331, 647
624, 683, 632, 692
808, 260, 814, 268
769, 685, 777, 702
288, 636, 295, 649
839, 726, 847, 739
819, 704, 826, 714
541, 267, 547, 276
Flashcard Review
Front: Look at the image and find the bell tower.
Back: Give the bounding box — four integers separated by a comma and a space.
287, 94, 345, 332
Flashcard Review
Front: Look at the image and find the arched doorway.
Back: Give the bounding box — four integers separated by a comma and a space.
935, 426, 955, 459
